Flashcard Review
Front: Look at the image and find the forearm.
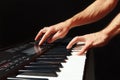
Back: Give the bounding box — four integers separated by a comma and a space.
101, 13, 120, 39
65, 0, 118, 29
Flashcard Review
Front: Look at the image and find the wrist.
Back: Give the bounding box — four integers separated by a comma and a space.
100, 29, 114, 41
63, 19, 73, 30
53, 20, 71, 31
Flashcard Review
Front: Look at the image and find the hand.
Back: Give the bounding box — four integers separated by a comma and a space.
35, 22, 70, 45
67, 31, 110, 55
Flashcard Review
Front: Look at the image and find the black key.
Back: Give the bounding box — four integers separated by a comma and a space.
44, 52, 71, 56
21, 68, 59, 72
40, 55, 67, 59
48, 47, 67, 52
36, 58, 66, 62
30, 62, 63, 68
25, 65, 59, 68
29, 62, 62, 68
19, 69, 60, 73
7, 76, 48, 80
24, 66, 60, 71
18, 72, 57, 77
36, 61, 64, 64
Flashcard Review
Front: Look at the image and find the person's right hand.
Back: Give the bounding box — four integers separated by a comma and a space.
35, 22, 70, 45
67, 31, 111, 55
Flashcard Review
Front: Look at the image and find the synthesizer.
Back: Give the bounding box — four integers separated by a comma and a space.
0, 38, 90, 80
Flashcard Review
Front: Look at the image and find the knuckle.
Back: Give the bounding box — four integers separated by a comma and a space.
74, 36, 80, 40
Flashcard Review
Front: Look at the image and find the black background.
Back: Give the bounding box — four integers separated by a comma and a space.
0, 0, 118, 47
0, 0, 119, 48
0, 1, 120, 79
0, 0, 94, 48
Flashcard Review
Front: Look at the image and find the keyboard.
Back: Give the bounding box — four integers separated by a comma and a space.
0, 38, 87, 80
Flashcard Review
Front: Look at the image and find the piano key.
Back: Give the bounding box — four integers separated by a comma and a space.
57, 54, 86, 80
36, 61, 63, 64
19, 68, 60, 73
30, 62, 63, 68
25, 65, 59, 68
19, 69, 59, 73
24, 65, 60, 71
44, 52, 71, 56
40, 55, 67, 59
17, 72, 58, 77
36, 57, 66, 62
46, 47, 68, 53
16, 54, 86, 80
29, 62, 61, 66
7, 76, 48, 80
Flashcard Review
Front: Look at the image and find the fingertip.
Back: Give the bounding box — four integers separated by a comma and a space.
34, 37, 37, 41
38, 41, 42, 46
35, 35, 41, 41
35, 31, 44, 41
66, 42, 72, 49
77, 51, 84, 56
66, 45, 70, 49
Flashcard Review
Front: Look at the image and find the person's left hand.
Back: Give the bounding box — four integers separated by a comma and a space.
35, 22, 70, 45
66, 31, 110, 55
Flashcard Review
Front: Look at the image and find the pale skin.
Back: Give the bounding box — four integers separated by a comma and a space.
67, 13, 120, 55
35, 0, 119, 55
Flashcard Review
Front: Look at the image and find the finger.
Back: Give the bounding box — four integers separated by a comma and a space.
48, 30, 66, 43
35, 30, 44, 41
39, 31, 52, 45
47, 32, 59, 43
66, 37, 80, 49
77, 41, 92, 55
